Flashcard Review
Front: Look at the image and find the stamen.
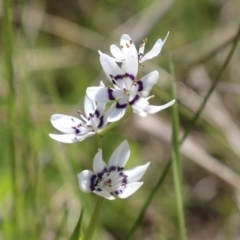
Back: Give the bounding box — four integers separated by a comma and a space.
77, 110, 82, 114
126, 43, 130, 48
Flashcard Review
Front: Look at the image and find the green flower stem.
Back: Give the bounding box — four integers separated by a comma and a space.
84, 107, 132, 240
181, 24, 240, 143
125, 25, 240, 239
170, 62, 186, 240
83, 194, 105, 240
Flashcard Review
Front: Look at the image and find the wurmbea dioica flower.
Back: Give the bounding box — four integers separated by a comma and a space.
87, 47, 175, 122
78, 140, 150, 200
49, 83, 109, 143
99, 32, 169, 64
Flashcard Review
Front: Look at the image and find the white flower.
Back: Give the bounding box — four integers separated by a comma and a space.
49, 83, 109, 143
87, 49, 175, 122
99, 32, 169, 64
78, 140, 150, 200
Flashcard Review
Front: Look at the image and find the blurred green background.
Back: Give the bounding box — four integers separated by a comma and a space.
1, 0, 240, 239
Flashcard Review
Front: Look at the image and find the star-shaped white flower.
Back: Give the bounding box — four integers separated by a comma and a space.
87, 49, 175, 122
99, 32, 169, 64
78, 140, 150, 200
49, 83, 109, 143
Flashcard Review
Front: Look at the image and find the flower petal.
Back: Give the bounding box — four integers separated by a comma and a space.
130, 97, 149, 117
87, 86, 124, 103
84, 95, 96, 117
137, 70, 159, 97
117, 182, 143, 198
49, 133, 78, 143
120, 34, 137, 55
144, 99, 175, 114
110, 44, 126, 61
140, 32, 169, 63
124, 162, 150, 183
51, 114, 82, 133
109, 140, 130, 168
93, 149, 108, 174
124, 47, 138, 89
100, 54, 125, 89
107, 99, 127, 122
76, 131, 95, 141
78, 170, 95, 192
94, 189, 116, 200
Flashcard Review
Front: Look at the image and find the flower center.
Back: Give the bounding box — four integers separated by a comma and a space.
96, 169, 127, 193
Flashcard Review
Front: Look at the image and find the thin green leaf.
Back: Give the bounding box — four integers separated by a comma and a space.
69, 208, 84, 240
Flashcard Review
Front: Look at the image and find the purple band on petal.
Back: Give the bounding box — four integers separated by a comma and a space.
125, 73, 135, 81
122, 177, 127, 185
117, 167, 124, 171
108, 88, 115, 100
114, 75, 123, 80
97, 167, 108, 178
129, 95, 140, 105
90, 175, 97, 191
95, 109, 100, 118
109, 166, 116, 172
137, 81, 143, 92
97, 116, 104, 128
75, 129, 80, 134
116, 102, 127, 109
115, 188, 124, 195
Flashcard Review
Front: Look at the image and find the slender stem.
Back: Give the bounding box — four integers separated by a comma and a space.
125, 24, 240, 239
4, 0, 17, 237
83, 196, 105, 240
84, 135, 105, 240
181, 25, 240, 143
170, 62, 186, 240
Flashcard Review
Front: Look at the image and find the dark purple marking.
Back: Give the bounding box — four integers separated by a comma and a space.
109, 166, 116, 172
98, 116, 104, 128
108, 88, 115, 101
75, 129, 80, 134
116, 102, 127, 109
125, 73, 135, 81
96, 188, 102, 192
115, 188, 124, 195
114, 75, 123, 80
97, 167, 108, 178
122, 177, 127, 185
117, 167, 124, 171
137, 81, 143, 92
95, 109, 100, 118
90, 175, 97, 191
129, 95, 140, 106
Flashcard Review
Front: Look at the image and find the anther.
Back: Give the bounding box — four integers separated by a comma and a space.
126, 43, 130, 48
